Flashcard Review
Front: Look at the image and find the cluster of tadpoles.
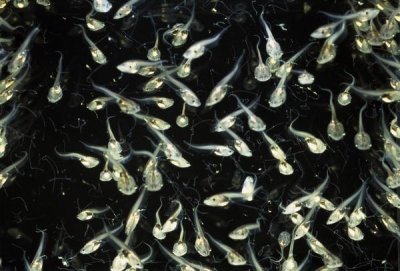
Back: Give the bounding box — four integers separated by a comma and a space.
1, 0, 400, 270
0, 16, 39, 190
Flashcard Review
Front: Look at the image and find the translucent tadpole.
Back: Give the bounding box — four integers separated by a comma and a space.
327, 120, 345, 141
338, 73, 355, 106
207, 234, 246, 266
99, 165, 112, 182
113, 3, 133, 20
297, 70, 314, 85
355, 35, 372, 54
145, 164, 163, 192
317, 22, 345, 64
338, 88, 352, 106
317, 42, 336, 64
226, 250, 247, 266
152, 203, 166, 240
385, 39, 400, 55
282, 257, 298, 271
161, 200, 182, 233
48, 52, 64, 103
254, 36, 271, 82
173, 222, 187, 257
93, 0, 112, 13
380, 17, 398, 40
13, 0, 29, 8
276, 42, 314, 79
78, 25, 107, 64
366, 21, 383, 46
165, 6, 194, 47
328, 184, 365, 225
306, 233, 326, 255
260, 9, 283, 60
193, 206, 211, 257
228, 220, 260, 240
110, 252, 127, 271
214, 145, 234, 157
80, 156, 100, 168
143, 76, 165, 92
278, 159, 294, 175
177, 59, 192, 78
269, 75, 288, 108
383, 156, 400, 188
310, 21, 341, 39
36, 0, 50, 7
147, 47, 161, 62
172, 27, 189, 47
266, 56, 280, 72
86, 16, 105, 32
347, 226, 364, 241
87, 97, 112, 111
77, 206, 110, 221
278, 231, 291, 249
153, 97, 174, 109
55, 149, 100, 168
281, 228, 299, 271
0, 0, 8, 8
348, 207, 366, 228
125, 187, 146, 235
136, 114, 170, 131
80, 239, 102, 254
319, 198, 336, 211
231, 95, 265, 131
137, 147, 163, 192
106, 118, 122, 155
381, 214, 400, 236
194, 230, 211, 257
389, 107, 400, 139
354, 103, 371, 150
0, 136, 7, 158
354, 18, 369, 32
265, 137, 286, 160
147, 28, 162, 62
225, 128, 252, 157
176, 103, 189, 128
118, 98, 140, 115
322, 88, 345, 141
48, 85, 62, 103
289, 116, 327, 154
116, 173, 137, 196
90, 46, 107, 65
305, 137, 327, 154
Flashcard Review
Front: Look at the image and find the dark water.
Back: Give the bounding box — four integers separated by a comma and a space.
0, 0, 398, 270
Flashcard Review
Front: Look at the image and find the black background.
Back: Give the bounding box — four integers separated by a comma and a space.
0, 0, 399, 270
